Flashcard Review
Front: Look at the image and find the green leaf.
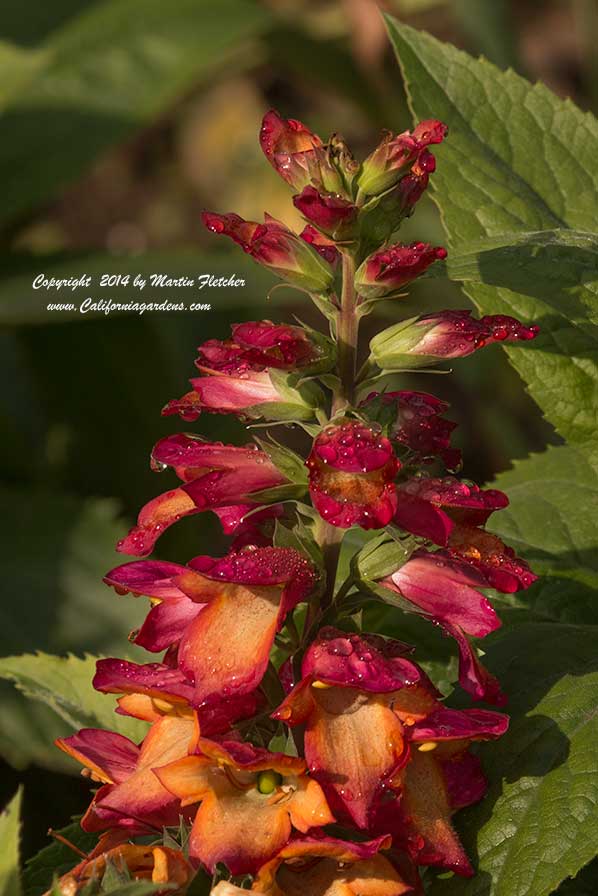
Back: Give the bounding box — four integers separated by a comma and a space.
0, 653, 147, 744
554, 859, 598, 895
254, 438, 309, 485
354, 532, 416, 581
0, 490, 146, 657
427, 623, 598, 896
0, 789, 22, 896
488, 445, 598, 597
0, 0, 271, 227
273, 518, 323, 568
428, 229, 598, 320
387, 19, 598, 470
100, 884, 171, 896
0, 488, 147, 771
23, 820, 97, 896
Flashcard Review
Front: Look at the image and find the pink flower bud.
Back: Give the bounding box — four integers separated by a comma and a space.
293, 185, 357, 238
202, 211, 334, 294
355, 242, 447, 299
307, 420, 399, 529
371, 309, 539, 370
260, 110, 344, 193
358, 119, 447, 197
300, 224, 340, 267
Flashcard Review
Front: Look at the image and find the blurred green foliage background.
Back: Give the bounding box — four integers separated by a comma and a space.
1, 0, 594, 863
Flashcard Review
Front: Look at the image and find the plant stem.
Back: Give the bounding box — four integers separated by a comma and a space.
312, 251, 360, 607
333, 250, 359, 414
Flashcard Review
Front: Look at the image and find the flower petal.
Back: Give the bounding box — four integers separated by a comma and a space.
387, 551, 500, 638
301, 628, 424, 694
400, 750, 473, 876
441, 751, 488, 811
135, 595, 203, 652
303, 685, 407, 828
177, 547, 316, 705
93, 659, 194, 707
447, 624, 507, 706
55, 729, 139, 785
82, 716, 195, 833
103, 560, 189, 599
189, 789, 292, 874
411, 707, 508, 743
307, 421, 399, 530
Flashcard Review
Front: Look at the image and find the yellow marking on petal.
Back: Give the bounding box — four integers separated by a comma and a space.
418, 741, 438, 752
152, 697, 176, 714
311, 680, 332, 689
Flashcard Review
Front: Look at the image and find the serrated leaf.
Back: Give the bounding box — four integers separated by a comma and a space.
0, 789, 22, 896
0, 488, 147, 771
23, 820, 97, 896
0, 0, 271, 227
487, 445, 598, 624
554, 859, 598, 895
387, 19, 598, 470
0, 653, 147, 744
428, 229, 598, 326
426, 623, 598, 896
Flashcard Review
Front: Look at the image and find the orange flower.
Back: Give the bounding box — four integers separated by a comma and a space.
156, 737, 334, 875
49, 844, 193, 895
209, 834, 417, 895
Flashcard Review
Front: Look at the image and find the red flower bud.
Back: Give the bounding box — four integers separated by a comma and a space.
355, 242, 447, 299
370, 309, 539, 370
260, 110, 344, 193
293, 185, 357, 238
300, 224, 340, 267
202, 211, 334, 294
358, 119, 447, 197
361, 390, 461, 471
307, 420, 399, 529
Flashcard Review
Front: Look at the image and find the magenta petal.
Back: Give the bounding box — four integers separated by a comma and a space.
135, 596, 204, 652
393, 493, 454, 545
388, 550, 500, 638
151, 435, 273, 477
187, 546, 317, 613
411, 707, 508, 742
301, 627, 425, 693
447, 624, 507, 706
190, 372, 280, 411
103, 560, 189, 600
57, 729, 139, 784
94, 659, 195, 704
441, 752, 488, 810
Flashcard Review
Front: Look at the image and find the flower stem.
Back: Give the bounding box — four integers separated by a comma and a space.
333, 250, 359, 415
312, 251, 360, 607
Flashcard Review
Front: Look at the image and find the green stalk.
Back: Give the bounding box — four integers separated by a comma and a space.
313, 249, 361, 607
333, 250, 359, 414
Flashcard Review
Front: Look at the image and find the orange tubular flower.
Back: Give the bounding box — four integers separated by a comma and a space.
49, 844, 193, 895
155, 738, 334, 875
210, 834, 418, 895
272, 628, 430, 829
272, 628, 507, 874
173, 546, 318, 706
56, 716, 196, 834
